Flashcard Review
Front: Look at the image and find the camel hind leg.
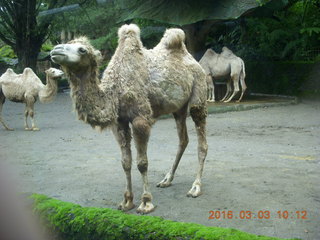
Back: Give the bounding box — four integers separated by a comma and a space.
157, 104, 189, 188
220, 79, 232, 102
188, 105, 208, 197
0, 90, 13, 131
224, 74, 240, 103
237, 68, 247, 102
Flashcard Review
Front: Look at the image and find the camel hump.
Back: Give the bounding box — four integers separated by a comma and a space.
118, 24, 141, 40
5, 68, 15, 74
204, 48, 217, 56
23, 68, 37, 77
22, 68, 41, 82
162, 28, 185, 49
221, 47, 234, 57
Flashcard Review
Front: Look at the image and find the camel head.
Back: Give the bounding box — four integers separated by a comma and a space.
45, 68, 64, 79
50, 37, 102, 74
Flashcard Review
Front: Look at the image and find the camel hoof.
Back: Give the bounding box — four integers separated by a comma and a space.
156, 173, 173, 188
157, 181, 172, 188
118, 201, 135, 211
136, 201, 155, 214
32, 127, 40, 131
187, 184, 202, 198
5, 128, 14, 131
25, 127, 32, 131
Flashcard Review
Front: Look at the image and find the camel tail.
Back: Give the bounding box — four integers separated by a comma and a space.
118, 24, 141, 41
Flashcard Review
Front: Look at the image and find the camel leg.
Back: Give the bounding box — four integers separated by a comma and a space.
111, 121, 135, 211
206, 76, 215, 102
237, 73, 247, 102
0, 92, 13, 131
188, 106, 208, 197
24, 105, 30, 130
157, 105, 188, 188
211, 81, 215, 102
220, 80, 232, 102
25, 99, 39, 131
224, 75, 240, 103
132, 117, 155, 214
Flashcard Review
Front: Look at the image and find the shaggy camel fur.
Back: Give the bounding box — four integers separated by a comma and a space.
0, 68, 64, 131
50, 24, 208, 214
199, 47, 246, 102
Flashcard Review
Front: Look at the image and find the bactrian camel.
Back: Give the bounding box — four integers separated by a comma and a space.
50, 24, 208, 214
0, 68, 64, 131
199, 47, 246, 102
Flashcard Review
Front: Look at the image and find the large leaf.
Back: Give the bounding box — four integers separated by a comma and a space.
117, 0, 288, 26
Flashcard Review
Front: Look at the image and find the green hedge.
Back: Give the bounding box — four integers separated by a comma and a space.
31, 194, 298, 240
245, 61, 314, 96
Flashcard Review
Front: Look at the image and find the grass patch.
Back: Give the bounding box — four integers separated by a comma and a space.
30, 194, 298, 240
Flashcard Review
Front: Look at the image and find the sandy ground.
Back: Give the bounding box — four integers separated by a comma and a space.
0, 92, 319, 240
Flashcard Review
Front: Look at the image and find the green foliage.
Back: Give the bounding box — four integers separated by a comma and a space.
0, 45, 17, 66
206, 0, 320, 62
90, 29, 118, 51
118, 0, 286, 26
41, 42, 54, 52
245, 61, 313, 95
0, 45, 16, 58
30, 194, 296, 240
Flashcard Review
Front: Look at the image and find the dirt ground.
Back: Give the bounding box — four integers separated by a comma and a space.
0, 93, 319, 240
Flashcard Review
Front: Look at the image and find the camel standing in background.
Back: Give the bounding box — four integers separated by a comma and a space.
50, 24, 208, 214
0, 68, 64, 131
199, 47, 246, 102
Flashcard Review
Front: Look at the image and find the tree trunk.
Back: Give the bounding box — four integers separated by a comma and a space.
183, 20, 219, 61
16, 42, 42, 72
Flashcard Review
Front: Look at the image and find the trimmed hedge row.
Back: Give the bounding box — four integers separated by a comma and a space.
31, 194, 297, 240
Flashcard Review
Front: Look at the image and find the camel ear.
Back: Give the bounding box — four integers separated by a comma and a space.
94, 50, 102, 64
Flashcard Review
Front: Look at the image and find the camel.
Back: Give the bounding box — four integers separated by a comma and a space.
50, 24, 208, 214
0, 67, 64, 131
199, 47, 246, 102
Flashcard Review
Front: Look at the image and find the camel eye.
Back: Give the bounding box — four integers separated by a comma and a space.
78, 47, 87, 54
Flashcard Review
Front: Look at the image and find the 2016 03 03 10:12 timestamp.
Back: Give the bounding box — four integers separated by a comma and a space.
208, 210, 308, 220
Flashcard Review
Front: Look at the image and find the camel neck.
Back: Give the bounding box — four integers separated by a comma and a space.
69, 71, 118, 130
38, 75, 58, 103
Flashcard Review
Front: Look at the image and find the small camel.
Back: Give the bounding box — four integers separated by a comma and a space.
0, 67, 64, 131
50, 24, 208, 214
199, 47, 246, 102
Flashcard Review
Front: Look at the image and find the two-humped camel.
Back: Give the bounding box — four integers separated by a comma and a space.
50, 24, 208, 213
199, 47, 246, 102
0, 68, 64, 130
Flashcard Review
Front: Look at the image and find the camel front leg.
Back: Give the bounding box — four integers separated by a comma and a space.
132, 117, 155, 214
188, 107, 208, 197
157, 105, 188, 188
25, 98, 39, 131
111, 121, 135, 211
24, 106, 30, 130
206, 75, 215, 102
